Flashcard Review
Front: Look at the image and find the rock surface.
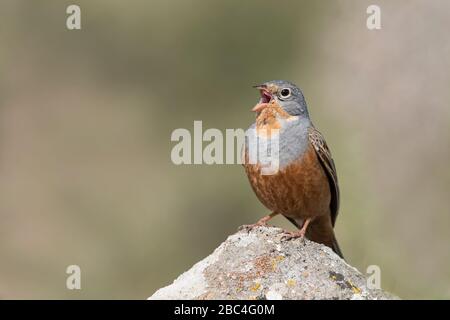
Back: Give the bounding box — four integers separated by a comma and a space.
149, 226, 397, 300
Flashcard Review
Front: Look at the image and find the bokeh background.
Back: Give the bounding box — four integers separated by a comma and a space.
1, 0, 449, 299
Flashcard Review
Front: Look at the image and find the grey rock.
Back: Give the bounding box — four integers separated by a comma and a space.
149, 226, 398, 300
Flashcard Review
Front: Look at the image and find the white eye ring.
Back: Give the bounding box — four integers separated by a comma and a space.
279, 88, 291, 99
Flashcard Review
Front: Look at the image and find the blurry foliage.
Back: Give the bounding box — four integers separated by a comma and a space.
0, 0, 449, 299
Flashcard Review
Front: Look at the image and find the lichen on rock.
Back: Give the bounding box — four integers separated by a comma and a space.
149, 226, 397, 300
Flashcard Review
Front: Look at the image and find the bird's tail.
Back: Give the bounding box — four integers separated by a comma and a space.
331, 234, 344, 260
309, 227, 345, 260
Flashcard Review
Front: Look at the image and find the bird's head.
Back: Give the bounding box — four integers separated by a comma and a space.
252, 80, 309, 118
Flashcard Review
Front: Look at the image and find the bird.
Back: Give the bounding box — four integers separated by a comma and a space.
242, 80, 344, 259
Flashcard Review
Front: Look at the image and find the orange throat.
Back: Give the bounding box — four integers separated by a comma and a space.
255, 101, 291, 138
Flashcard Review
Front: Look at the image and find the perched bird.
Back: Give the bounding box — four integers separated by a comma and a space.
243, 80, 344, 259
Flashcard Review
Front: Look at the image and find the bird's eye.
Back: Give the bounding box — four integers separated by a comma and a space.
279, 88, 291, 98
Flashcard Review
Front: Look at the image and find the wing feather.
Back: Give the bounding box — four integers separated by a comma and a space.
308, 126, 340, 226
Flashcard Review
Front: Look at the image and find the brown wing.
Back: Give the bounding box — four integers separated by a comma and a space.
308, 126, 340, 226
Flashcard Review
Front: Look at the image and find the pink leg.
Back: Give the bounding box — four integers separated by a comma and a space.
241, 212, 279, 230
282, 218, 312, 240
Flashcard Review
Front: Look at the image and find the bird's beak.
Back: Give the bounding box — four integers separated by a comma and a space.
252, 103, 267, 112
252, 84, 266, 90
252, 84, 272, 112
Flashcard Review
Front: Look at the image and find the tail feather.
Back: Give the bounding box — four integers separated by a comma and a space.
331, 234, 344, 260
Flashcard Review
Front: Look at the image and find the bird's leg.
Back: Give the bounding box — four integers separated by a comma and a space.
241, 212, 279, 230
282, 218, 312, 240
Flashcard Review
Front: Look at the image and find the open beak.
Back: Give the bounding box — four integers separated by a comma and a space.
252, 103, 267, 112
252, 84, 273, 112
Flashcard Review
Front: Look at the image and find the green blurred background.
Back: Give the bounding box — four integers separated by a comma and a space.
1, 0, 449, 299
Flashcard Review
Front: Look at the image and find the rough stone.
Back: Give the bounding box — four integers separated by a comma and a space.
149, 226, 398, 300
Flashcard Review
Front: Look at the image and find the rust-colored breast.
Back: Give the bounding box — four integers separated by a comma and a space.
244, 143, 331, 220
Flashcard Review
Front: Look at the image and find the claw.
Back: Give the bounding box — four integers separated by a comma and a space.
239, 212, 279, 232
281, 218, 311, 241
240, 221, 267, 232
281, 230, 306, 241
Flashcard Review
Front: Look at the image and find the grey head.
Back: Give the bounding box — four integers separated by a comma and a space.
248, 80, 312, 169
253, 80, 310, 119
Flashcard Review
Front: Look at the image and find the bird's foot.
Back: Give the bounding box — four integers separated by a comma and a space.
239, 221, 268, 232
239, 213, 278, 232
281, 229, 306, 241
281, 218, 311, 241
239, 212, 279, 232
